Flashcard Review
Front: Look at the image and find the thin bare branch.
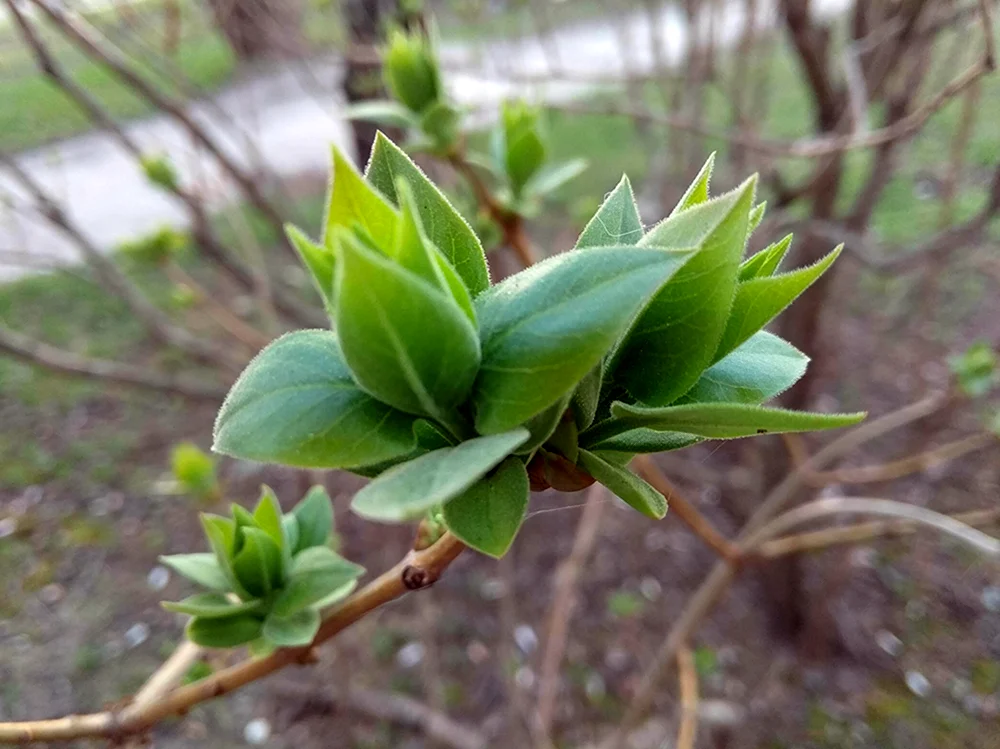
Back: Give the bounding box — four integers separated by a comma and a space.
129, 642, 203, 713
675, 647, 699, 749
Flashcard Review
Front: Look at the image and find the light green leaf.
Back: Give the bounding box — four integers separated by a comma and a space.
323, 147, 398, 249
714, 245, 841, 361
271, 546, 365, 617
281, 515, 300, 556
344, 100, 420, 128
570, 364, 603, 430
262, 609, 321, 648
186, 614, 263, 649
747, 201, 766, 237
253, 487, 284, 547
291, 486, 334, 552
351, 429, 530, 522
577, 450, 667, 519
158, 553, 229, 592
472, 246, 694, 434
582, 427, 701, 454
333, 230, 481, 421
443, 456, 529, 558
365, 132, 489, 296
232, 527, 283, 598
163, 593, 263, 619
575, 175, 643, 248
606, 401, 866, 440
286, 224, 335, 310
669, 153, 715, 216
682, 332, 808, 404
738, 234, 792, 281
213, 330, 418, 469
523, 158, 588, 198
501, 100, 546, 194
611, 178, 756, 406
200, 514, 249, 599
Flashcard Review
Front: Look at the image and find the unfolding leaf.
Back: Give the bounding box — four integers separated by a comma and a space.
232, 527, 283, 597
581, 427, 701, 454
213, 330, 418, 469
570, 364, 603, 430
323, 147, 398, 249
163, 593, 263, 619
186, 613, 263, 649
611, 178, 756, 406
263, 608, 321, 647
607, 401, 865, 440
577, 450, 667, 519
344, 100, 419, 128
271, 546, 365, 617
714, 245, 841, 362
681, 332, 808, 404
333, 230, 480, 420
158, 553, 229, 592
365, 133, 490, 295
523, 158, 588, 198
472, 246, 694, 434
575, 175, 643, 248
351, 429, 530, 522
291, 486, 334, 553
669, 153, 715, 216
738, 234, 792, 281
501, 100, 546, 194
200, 514, 249, 599
747, 201, 766, 237
443, 456, 529, 558
253, 487, 284, 548
286, 224, 335, 310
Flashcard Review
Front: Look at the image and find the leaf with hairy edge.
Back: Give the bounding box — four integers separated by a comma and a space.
738, 234, 792, 281
577, 450, 667, 519
605, 401, 865, 440
681, 332, 808, 405
612, 178, 756, 406
570, 365, 603, 430
186, 614, 263, 649
747, 201, 766, 237
213, 331, 418, 470
365, 132, 489, 295
351, 429, 529, 522
158, 553, 229, 592
163, 593, 263, 619
291, 486, 334, 553
443, 456, 529, 558
323, 147, 398, 250
714, 245, 842, 362
286, 225, 335, 310
581, 427, 701, 454
669, 153, 715, 216
263, 609, 321, 647
575, 175, 643, 248
271, 547, 365, 617
334, 230, 481, 421
472, 246, 694, 434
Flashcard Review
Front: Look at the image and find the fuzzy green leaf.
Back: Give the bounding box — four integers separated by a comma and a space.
333, 230, 480, 420
611, 178, 756, 406
186, 614, 263, 649
669, 153, 715, 216
213, 330, 418, 469
365, 132, 490, 296
714, 245, 841, 362
738, 234, 792, 281
570, 365, 603, 430
351, 429, 530, 522
271, 546, 365, 618
682, 332, 808, 405
286, 225, 335, 310
472, 246, 694, 434
291, 486, 334, 553
263, 608, 322, 648
323, 147, 398, 249
607, 401, 866, 440
158, 553, 229, 592
163, 593, 263, 619
581, 428, 701, 454
575, 175, 643, 248
443, 456, 529, 558
747, 201, 766, 237
577, 450, 667, 518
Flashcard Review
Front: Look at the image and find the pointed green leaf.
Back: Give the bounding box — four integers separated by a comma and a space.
163, 593, 264, 619
607, 401, 866, 440
681, 332, 808, 405
291, 486, 334, 552
523, 158, 588, 198
581, 427, 701, 454
232, 527, 283, 597
612, 178, 756, 406
158, 553, 229, 592
263, 608, 321, 648
669, 153, 715, 216
714, 245, 841, 362
365, 132, 490, 296
351, 429, 530, 522
323, 147, 398, 249
254, 487, 284, 546
501, 100, 546, 194
213, 330, 418, 469
739, 234, 792, 281
575, 175, 643, 248
271, 546, 365, 617
472, 246, 694, 434
286, 224, 335, 310
577, 450, 667, 519
570, 364, 603, 430
200, 514, 249, 599
333, 229, 481, 420
443, 456, 529, 558
281, 515, 300, 556
747, 201, 766, 237
186, 614, 263, 649
344, 99, 420, 128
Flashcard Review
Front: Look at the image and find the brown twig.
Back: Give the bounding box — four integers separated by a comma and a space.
128, 642, 203, 713
675, 647, 699, 749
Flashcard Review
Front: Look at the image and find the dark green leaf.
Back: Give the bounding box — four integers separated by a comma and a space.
291, 486, 334, 552
213, 330, 418, 469
611, 178, 756, 406
738, 234, 792, 281
351, 429, 530, 522
575, 175, 643, 248
186, 614, 263, 649
286, 224, 335, 310
272, 546, 365, 617
472, 246, 694, 434
570, 364, 603, 430
582, 427, 701, 454
517, 392, 573, 455
443, 456, 529, 558
681, 332, 808, 404
714, 245, 841, 362
669, 153, 715, 216
163, 593, 263, 619
263, 609, 322, 648
323, 147, 398, 249
365, 132, 490, 296
577, 450, 667, 518
158, 553, 229, 592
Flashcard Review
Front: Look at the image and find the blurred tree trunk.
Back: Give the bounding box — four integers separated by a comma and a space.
207, 0, 305, 61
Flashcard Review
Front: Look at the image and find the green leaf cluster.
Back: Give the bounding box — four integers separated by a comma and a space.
171, 442, 219, 502
160, 486, 363, 650
214, 136, 863, 560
